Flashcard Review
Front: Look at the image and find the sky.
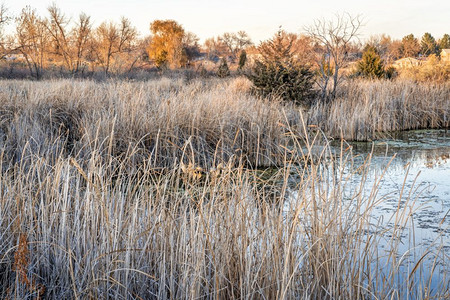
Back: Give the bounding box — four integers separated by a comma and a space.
3, 0, 450, 44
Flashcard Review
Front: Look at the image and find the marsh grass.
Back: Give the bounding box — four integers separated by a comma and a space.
0, 78, 449, 299
309, 79, 450, 141
0, 78, 297, 172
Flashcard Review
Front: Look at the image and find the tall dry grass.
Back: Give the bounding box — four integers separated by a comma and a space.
1, 122, 447, 299
0, 78, 300, 171
0, 77, 449, 299
309, 79, 450, 141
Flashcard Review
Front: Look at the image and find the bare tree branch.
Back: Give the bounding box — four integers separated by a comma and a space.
305, 13, 363, 101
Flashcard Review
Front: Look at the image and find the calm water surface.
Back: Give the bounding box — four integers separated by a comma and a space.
351, 130, 450, 249
287, 129, 450, 292
345, 129, 450, 289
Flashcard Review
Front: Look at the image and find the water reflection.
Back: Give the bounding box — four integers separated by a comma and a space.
345, 130, 450, 242
344, 130, 450, 290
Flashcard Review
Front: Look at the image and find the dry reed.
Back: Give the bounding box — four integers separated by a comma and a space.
0, 77, 298, 171
309, 79, 450, 141
0, 77, 448, 299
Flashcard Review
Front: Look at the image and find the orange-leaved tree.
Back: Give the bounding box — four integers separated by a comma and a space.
147, 20, 185, 69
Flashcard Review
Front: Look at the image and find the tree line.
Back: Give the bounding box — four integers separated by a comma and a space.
364, 32, 450, 62
0, 4, 255, 78
0, 5, 448, 100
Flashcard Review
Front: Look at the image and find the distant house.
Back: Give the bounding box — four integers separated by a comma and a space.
441, 49, 450, 62
191, 58, 217, 71
3, 53, 26, 62
393, 57, 422, 69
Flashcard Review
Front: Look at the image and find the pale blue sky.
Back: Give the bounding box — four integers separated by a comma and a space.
3, 0, 450, 43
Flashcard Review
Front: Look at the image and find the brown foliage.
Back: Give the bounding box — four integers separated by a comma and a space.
12, 233, 46, 299
14, 234, 30, 287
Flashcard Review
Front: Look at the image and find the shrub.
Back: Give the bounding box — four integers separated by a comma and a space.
398, 54, 450, 82
197, 64, 209, 77
248, 61, 315, 106
247, 29, 316, 106
384, 66, 398, 80
217, 57, 230, 78
356, 46, 385, 79
238, 50, 247, 71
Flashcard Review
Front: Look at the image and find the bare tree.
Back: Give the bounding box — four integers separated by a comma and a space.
365, 34, 402, 64
235, 31, 252, 52
15, 6, 50, 79
46, 7, 93, 75
218, 31, 252, 59
92, 17, 137, 74
0, 3, 10, 58
290, 34, 316, 66
0, 3, 7, 24
93, 21, 118, 74
71, 13, 92, 74
203, 37, 227, 59
182, 31, 200, 66
46, 4, 73, 72
305, 13, 362, 101
117, 17, 137, 52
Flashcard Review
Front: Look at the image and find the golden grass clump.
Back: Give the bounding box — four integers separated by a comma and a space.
398, 55, 450, 83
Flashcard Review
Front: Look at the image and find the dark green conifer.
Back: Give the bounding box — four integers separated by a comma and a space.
357, 46, 385, 79
401, 34, 420, 57
238, 50, 247, 70
421, 32, 438, 56
247, 29, 315, 106
217, 57, 230, 78
439, 34, 450, 50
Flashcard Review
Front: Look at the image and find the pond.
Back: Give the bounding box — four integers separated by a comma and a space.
345, 129, 450, 290
350, 130, 450, 247
286, 129, 450, 293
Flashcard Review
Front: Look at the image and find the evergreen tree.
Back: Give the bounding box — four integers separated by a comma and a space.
247, 29, 315, 106
421, 32, 438, 56
258, 29, 295, 63
238, 50, 247, 70
217, 57, 230, 77
357, 46, 384, 79
401, 34, 420, 57
249, 61, 315, 105
439, 34, 450, 50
